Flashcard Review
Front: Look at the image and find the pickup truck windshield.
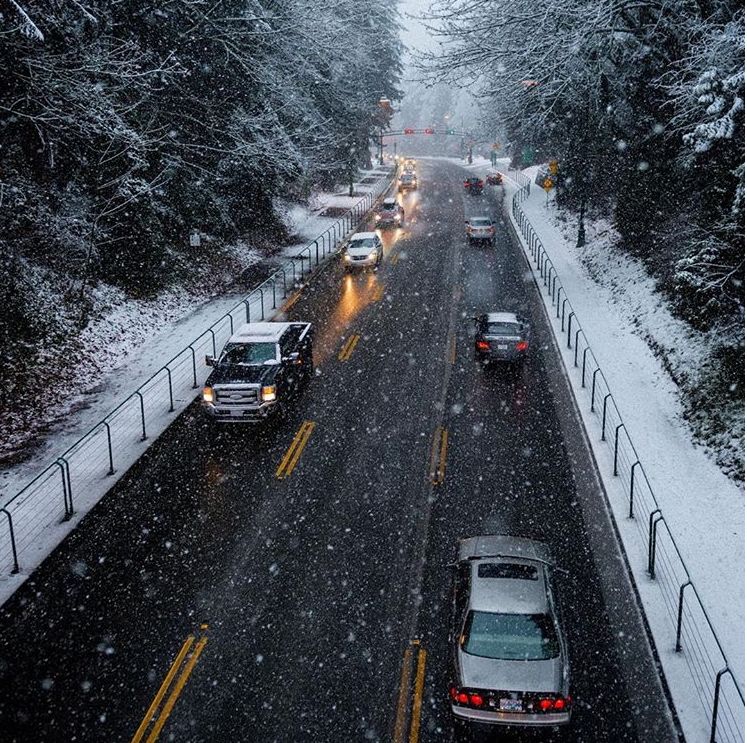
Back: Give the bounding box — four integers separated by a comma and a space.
220, 342, 277, 366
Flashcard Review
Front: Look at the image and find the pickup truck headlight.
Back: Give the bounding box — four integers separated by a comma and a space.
369, 251, 377, 260
261, 385, 277, 402
202, 386, 214, 403
344, 254, 352, 262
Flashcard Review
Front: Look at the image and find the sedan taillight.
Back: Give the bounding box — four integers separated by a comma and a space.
449, 687, 486, 708
516, 340, 529, 352
476, 340, 490, 351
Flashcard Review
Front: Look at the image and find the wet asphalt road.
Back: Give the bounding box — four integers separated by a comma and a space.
0, 160, 663, 742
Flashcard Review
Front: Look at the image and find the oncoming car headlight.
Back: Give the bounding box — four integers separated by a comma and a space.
202, 386, 214, 403
344, 254, 352, 262
369, 251, 378, 260
261, 385, 277, 402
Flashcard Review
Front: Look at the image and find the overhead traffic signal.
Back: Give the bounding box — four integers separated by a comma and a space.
403, 128, 415, 134
424, 128, 434, 134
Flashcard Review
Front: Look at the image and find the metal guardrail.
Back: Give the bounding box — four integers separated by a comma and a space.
0, 168, 395, 578
508, 172, 744, 743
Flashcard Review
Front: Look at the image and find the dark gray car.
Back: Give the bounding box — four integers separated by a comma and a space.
449, 535, 571, 729
473, 311, 530, 363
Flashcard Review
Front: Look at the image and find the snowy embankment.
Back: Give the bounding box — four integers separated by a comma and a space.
477, 158, 743, 740
0, 167, 393, 606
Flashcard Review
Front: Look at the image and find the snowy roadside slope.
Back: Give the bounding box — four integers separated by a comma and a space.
0, 167, 394, 606
488, 163, 743, 738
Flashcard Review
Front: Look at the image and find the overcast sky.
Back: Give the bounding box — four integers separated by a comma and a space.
399, 0, 437, 61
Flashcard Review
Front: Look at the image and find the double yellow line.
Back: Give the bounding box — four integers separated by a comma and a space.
338, 334, 361, 362
372, 283, 386, 302
429, 426, 448, 485
276, 420, 316, 479
393, 640, 428, 743
131, 625, 209, 743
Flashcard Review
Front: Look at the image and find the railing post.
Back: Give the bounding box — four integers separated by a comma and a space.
552, 275, 557, 303
102, 421, 115, 475
134, 391, 147, 441
314, 239, 320, 266
675, 581, 692, 652
566, 312, 575, 348
648, 510, 663, 578
244, 299, 251, 323
574, 330, 582, 365
56, 457, 73, 519
207, 328, 217, 357
0, 509, 20, 574
613, 424, 624, 475
164, 367, 174, 412
629, 461, 641, 518
710, 668, 729, 743
271, 279, 277, 309
561, 299, 568, 330
258, 287, 265, 319
222, 313, 234, 334
601, 393, 612, 440
591, 368, 601, 411
581, 347, 589, 386
188, 345, 198, 388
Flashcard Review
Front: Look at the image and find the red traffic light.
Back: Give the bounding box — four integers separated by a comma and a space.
403, 128, 415, 134
424, 128, 434, 134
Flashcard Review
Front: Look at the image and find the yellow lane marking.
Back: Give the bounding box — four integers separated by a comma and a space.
276, 421, 316, 479
408, 647, 428, 743
131, 625, 209, 743
393, 645, 414, 743
429, 427, 448, 485
372, 283, 385, 302
338, 334, 361, 362
447, 333, 456, 364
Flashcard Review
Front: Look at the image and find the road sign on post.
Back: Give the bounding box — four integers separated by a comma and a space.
543, 178, 554, 192
549, 159, 559, 175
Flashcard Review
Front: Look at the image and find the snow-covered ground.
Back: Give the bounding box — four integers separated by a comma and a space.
0, 166, 394, 604
475, 157, 743, 739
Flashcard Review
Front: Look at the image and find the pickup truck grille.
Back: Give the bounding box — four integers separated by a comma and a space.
214, 386, 259, 406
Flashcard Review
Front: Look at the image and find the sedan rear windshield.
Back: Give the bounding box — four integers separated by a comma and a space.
462, 611, 559, 661
471, 219, 491, 227
221, 342, 277, 365
350, 238, 376, 248
487, 322, 521, 335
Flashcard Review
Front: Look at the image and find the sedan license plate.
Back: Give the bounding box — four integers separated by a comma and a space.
499, 698, 523, 712
495, 344, 508, 350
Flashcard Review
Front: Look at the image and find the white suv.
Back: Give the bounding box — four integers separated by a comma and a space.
343, 232, 383, 270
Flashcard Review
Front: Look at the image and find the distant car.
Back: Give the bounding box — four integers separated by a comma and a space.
375, 197, 405, 227
403, 159, 417, 171
473, 312, 531, 363
486, 172, 503, 186
465, 217, 495, 245
343, 231, 383, 270
399, 172, 418, 191
449, 535, 571, 729
463, 177, 484, 194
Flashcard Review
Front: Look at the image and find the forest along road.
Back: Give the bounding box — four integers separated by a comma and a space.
0, 160, 672, 743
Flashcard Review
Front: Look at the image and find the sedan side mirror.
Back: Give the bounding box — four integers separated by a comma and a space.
205, 355, 216, 367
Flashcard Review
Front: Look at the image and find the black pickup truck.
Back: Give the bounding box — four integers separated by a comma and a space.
202, 321, 313, 422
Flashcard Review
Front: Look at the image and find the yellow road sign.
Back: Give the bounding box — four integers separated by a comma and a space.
543, 178, 554, 192
549, 160, 559, 175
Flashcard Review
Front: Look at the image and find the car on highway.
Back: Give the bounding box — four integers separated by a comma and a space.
473, 312, 531, 364
463, 176, 484, 194
375, 197, 405, 227
403, 159, 417, 171
465, 217, 496, 245
486, 172, 503, 186
398, 171, 418, 191
449, 535, 571, 730
343, 231, 383, 270
202, 322, 313, 422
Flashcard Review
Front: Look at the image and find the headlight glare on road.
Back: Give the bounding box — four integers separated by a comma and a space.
202, 386, 214, 403
261, 385, 277, 402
